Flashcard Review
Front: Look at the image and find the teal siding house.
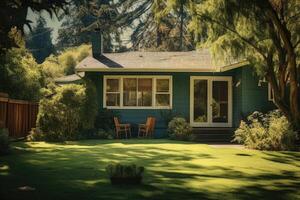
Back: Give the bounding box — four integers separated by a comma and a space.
76, 33, 274, 137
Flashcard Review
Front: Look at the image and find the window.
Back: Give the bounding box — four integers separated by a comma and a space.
123, 78, 137, 106
105, 78, 120, 106
268, 83, 274, 101
104, 76, 172, 109
156, 79, 171, 107
138, 78, 152, 106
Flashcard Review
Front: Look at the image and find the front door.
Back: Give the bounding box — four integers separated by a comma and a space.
190, 76, 232, 127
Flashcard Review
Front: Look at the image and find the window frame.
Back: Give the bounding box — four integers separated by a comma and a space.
104, 78, 121, 107
103, 75, 173, 109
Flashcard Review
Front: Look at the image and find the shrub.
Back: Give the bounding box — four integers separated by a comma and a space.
106, 163, 144, 184
160, 110, 179, 126
94, 129, 114, 139
27, 128, 45, 141
36, 81, 98, 142
233, 110, 297, 151
63, 54, 76, 75
0, 47, 43, 101
81, 129, 114, 139
94, 109, 119, 131
168, 117, 192, 140
0, 128, 10, 155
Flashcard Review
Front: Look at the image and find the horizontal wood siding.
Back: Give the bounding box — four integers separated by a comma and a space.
87, 67, 274, 137
241, 66, 275, 116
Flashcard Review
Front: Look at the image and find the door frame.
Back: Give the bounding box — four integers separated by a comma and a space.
190, 76, 232, 127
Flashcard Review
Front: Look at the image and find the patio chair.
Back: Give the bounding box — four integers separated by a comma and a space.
138, 117, 155, 137
149, 117, 156, 137
113, 117, 131, 139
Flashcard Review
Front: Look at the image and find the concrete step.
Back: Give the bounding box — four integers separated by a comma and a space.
191, 128, 236, 143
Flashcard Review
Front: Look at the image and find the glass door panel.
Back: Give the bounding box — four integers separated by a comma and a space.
193, 80, 208, 123
212, 81, 228, 123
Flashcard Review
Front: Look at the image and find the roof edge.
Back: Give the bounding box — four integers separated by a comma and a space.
76, 67, 217, 73
219, 60, 250, 72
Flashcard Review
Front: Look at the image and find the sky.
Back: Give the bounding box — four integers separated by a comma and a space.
26, 9, 64, 44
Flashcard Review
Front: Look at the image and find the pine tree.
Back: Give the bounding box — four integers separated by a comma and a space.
26, 16, 55, 63
0, 0, 68, 53
56, 0, 125, 52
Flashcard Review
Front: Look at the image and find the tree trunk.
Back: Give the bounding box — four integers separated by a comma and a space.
265, 2, 300, 132
179, 2, 184, 51
288, 53, 300, 131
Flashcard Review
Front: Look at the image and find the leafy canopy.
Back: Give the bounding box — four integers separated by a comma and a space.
190, 0, 300, 130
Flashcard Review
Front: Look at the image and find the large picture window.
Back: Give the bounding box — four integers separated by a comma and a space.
104, 76, 172, 109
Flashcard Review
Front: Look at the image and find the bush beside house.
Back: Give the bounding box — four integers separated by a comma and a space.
31, 81, 98, 142
233, 110, 297, 151
168, 117, 192, 140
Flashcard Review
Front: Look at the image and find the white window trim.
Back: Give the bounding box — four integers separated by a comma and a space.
103, 75, 173, 109
190, 76, 233, 128
268, 82, 274, 102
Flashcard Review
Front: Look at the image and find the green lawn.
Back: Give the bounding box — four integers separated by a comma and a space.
0, 139, 300, 200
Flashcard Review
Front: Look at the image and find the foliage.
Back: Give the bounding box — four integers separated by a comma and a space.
81, 79, 98, 130
106, 163, 144, 179
0, 128, 10, 155
82, 129, 114, 140
95, 109, 119, 131
0, 47, 43, 101
25, 16, 54, 64
168, 117, 192, 140
56, 0, 126, 52
40, 55, 64, 84
37, 81, 98, 142
0, 0, 68, 53
40, 44, 91, 84
63, 54, 77, 75
233, 110, 297, 151
160, 110, 179, 126
127, 0, 195, 51
57, 45, 91, 76
191, 0, 300, 130
27, 128, 45, 142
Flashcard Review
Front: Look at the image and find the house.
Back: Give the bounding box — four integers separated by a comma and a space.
54, 72, 85, 85
75, 31, 275, 138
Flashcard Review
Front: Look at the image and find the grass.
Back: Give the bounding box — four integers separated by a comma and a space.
0, 139, 300, 200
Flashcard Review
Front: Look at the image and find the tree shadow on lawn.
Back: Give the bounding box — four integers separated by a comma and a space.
1, 141, 300, 200
262, 151, 300, 167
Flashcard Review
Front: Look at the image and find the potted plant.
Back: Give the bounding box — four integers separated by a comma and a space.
106, 163, 144, 185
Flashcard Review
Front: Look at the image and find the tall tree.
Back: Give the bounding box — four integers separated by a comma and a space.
56, 0, 125, 52
125, 0, 195, 50
162, 0, 195, 50
26, 16, 55, 63
0, 46, 43, 101
0, 0, 68, 53
191, 0, 300, 131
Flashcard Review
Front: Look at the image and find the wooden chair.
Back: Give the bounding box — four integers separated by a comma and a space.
113, 117, 131, 139
138, 117, 155, 137
149, 117, 156, 137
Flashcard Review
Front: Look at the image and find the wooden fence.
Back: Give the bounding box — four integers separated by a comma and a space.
0, 94, 39, 138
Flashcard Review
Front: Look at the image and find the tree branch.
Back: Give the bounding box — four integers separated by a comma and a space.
197, 13, 268, 61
